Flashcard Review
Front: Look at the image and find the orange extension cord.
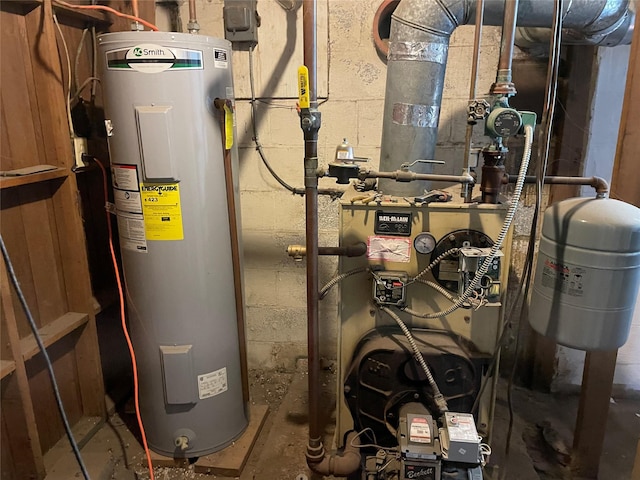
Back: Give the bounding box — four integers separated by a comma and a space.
94, 158, 156, 480
53, 0, 159, 31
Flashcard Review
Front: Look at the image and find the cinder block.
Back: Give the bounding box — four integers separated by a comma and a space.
245, 306, 308, 343
276, 270, 307, 308
357, 99, 385, 147
240, 191, 276, 231
266, 104, 302, 147
245, 268, 279, 307
318, 101, 359, 153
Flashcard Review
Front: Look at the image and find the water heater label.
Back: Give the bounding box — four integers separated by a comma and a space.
140, 183, 184, 241
214, 48, 228, 69
198, 367, 228, 400
112, 164, 148, 253
106, 45, 203, 73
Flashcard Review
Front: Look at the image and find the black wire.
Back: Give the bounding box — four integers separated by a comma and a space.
0, 235, 90, 480
247, 46, 344, 199
500, 1, 564, 478
248, 45, 303, 196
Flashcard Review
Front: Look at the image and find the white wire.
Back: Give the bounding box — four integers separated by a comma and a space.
52, 14, 75, 138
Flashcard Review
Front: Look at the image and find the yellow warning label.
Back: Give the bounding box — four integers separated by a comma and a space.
140, 183, 184, 241
223, 104, 234, 149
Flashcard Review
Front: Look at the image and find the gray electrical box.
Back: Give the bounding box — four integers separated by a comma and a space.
223, 0, 259, 44
440, 412, 481, 464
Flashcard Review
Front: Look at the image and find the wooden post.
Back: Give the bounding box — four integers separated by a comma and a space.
571, 351, 618, 478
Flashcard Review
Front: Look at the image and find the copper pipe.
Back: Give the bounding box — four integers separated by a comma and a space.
187, 0, 200, 33
132, 0, 139, 19
214, 99, 250, 405
463, 0, 485, 175
490, 0, 519, 96
302, 0, 324, 462
303, 0, 317, 106
287, 243, 367, 259
504, 174, 610, 196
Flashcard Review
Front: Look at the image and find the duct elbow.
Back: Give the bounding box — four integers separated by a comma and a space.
306, 432, 362, 476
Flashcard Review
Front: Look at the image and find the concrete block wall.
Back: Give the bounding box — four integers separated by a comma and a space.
165, 0, 505, 370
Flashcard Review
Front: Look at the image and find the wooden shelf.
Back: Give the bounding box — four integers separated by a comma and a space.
1, 0, 111, 28
0, 360, 16, 380
21, 312, 89, 362
53, 3, 112, 29
0, 167, 68, 190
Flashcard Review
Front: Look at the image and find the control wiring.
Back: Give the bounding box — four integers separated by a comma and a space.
248, 45, 343, 198
0, 235, 91, 480
92, 157, 156, 480
402, 123, 534, 320
53, 0, 159, 31
501, 1, 564, 478
319, 266, 370, 300
380, 306, 449, 414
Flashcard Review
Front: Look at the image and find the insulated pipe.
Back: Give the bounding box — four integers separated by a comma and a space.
307, 431, 362, 477
379, 0, 635, 197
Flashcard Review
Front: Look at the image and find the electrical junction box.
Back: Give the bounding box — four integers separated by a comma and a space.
223, 0, 259, 45
459, 247, 503, 302
440, 412, 481, 464
373, 271, 408, 306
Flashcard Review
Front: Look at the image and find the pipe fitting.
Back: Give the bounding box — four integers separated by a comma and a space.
306, 432, 362, 476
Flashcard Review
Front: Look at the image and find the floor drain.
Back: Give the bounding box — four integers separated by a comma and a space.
295, 474, 308, 480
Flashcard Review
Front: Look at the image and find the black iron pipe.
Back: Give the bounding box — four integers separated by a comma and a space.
504, 174, 610, 196
361, 170, 475, 185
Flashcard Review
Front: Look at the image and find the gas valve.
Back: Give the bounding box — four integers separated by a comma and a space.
467, 99, 491, 124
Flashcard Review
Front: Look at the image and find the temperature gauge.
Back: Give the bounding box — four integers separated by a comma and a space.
414, 232, 436, 254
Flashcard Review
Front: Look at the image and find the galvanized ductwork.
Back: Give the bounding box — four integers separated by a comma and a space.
379, 0, 635, 197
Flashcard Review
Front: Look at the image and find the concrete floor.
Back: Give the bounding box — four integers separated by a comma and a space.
44, 361, 639, 480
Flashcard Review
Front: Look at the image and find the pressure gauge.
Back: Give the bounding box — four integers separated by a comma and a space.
414, 232, 436, 254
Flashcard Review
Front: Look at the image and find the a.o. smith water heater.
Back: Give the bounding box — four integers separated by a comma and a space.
98, 31, 248, 457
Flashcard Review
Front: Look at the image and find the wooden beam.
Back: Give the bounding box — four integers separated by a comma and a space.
612, 10, 640, 208
0, 256, 46, 479
571, 350, 618, 478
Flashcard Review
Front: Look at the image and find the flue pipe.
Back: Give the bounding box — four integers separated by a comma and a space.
379, 0, 635, 197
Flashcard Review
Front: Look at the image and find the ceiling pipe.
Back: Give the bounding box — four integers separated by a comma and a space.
379, 0, 636, 197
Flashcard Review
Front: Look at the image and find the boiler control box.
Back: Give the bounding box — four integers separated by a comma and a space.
373, 271, 408, 306
440, 412, 481, 464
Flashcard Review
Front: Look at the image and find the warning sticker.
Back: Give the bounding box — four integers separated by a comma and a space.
198, 367, 228, 400
114, 189, 142, 214
214, 48, 228, 69
111, 164, 139, 191
410, 417, 432, 444
140, 183, 184, 241
116, 212, 147, 253
540, 256, 587, 297
367, 236, 411, 263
